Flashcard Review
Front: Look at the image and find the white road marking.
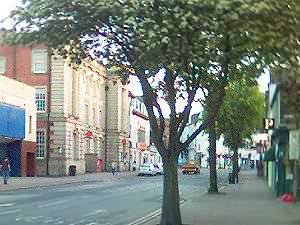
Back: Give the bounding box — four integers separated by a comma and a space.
82, 209, 108, 218
37, 199, 70, 208
0, 209, 21, 215
0, 203, 16, 207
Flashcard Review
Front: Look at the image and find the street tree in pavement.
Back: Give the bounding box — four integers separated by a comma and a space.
217, 80, 265, 183
5, 1, 300, 225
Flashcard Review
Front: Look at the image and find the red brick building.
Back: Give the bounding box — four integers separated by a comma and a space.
0, 44, 51, 175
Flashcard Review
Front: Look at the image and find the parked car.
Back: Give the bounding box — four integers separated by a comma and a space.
181, 160, 200, 174
138, 163, 157, 176
154, 164, 163, 175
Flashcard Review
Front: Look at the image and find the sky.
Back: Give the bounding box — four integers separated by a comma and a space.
0, 0, 18, 27
0, 0, 270, 98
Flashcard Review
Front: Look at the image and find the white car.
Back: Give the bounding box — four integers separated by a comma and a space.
138, 163, 157, 176
154, 164, 163, 175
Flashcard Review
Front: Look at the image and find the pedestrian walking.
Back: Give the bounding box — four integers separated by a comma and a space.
111, 162, 117, 175
132, 161, 136, 171
0, 157, 11, 184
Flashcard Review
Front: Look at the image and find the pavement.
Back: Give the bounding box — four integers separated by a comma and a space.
0, 171, 137, 191
144, 170, 300, 225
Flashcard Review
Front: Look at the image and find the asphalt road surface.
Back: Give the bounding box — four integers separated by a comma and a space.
0, 168, 229, 225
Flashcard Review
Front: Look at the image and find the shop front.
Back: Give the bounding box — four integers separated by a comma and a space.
0, 103, 25, 176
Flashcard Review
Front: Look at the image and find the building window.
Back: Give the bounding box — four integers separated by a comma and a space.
32, 49, 48, 73
85, 104, 89, 123
135, 101, 139, 110
73, 133, 79, 160
36, 130, 46, 158
92, 107, 96, 125
71, 71, 78, 116
138, 129, 146, 143
0, 56, 6, 74
35, 88, 47, 112
94, 138, 98, 154
85, 139, 90, 153
29, 116, 32, 134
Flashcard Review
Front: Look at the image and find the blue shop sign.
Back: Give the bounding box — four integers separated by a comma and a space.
0, 103, 25, 139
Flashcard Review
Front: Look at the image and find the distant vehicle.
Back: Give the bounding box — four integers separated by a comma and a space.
138, 163, 157, 176
154, 164, 163, 175
181, 160, 201, 174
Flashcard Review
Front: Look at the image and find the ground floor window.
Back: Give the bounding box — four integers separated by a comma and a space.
36, 130, 46, 158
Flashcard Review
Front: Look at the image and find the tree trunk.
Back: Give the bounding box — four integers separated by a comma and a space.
232, 148, 239, 184
160, 155, 182, 225
208, 123, 218, 193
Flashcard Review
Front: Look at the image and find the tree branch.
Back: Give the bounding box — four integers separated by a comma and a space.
181, 32, 231, 153
177, 87, 197, 137
138, 71, 167, 158
164, 67, 179, 150
153, 99, 165, 138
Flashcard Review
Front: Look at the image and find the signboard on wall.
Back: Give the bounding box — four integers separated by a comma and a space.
263, 118, 275, 130
0, 103, 25, 139
137, 142, 147, 151
289, 130, 300, 160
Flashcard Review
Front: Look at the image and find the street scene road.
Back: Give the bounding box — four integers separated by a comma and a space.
0, 169, 228, 225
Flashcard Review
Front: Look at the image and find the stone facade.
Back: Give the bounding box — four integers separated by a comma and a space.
48, 56, 110, 175
105, 78, 130, 172
128, 95, 152, 170
0, 43, 131, 176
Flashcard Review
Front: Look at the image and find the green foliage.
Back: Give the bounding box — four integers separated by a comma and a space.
4, 0, 299, 156
217, 80, 265, 150
3, 1, 299, 224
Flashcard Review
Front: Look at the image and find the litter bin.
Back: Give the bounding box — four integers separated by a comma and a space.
228, 172, 235, 184
69, 165, 76, 176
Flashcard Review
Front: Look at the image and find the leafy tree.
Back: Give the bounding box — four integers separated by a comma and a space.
217, 80, 265, 182
4, 1, 300, 225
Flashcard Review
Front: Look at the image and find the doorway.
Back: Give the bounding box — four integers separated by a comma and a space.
26, 152, 35, 177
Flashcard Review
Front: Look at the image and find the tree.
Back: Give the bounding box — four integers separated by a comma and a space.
217, 80, 265, 182
203, 83, 225, 193
5, 1, 300, 225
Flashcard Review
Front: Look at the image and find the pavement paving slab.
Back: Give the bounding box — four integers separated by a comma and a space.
143, 170, 300, 225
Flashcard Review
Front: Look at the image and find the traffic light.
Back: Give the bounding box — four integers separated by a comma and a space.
263, 118, 275, 130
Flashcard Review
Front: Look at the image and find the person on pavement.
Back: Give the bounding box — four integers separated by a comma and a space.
111, 162, 117, 175
132, 161, 136, 171
0, 157, 11, 184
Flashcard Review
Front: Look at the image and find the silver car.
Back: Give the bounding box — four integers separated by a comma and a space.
138, 163, 157, 176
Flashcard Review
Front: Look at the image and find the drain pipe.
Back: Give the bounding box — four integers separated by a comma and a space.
104, 84, 109, 171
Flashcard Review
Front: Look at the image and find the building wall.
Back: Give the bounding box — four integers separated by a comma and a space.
0, 44, 50, 176
128, 96, 152, 170
0, 45, 50, 85
0, 75, 37, 176
0, 75, 36, 143
0, 44, 131, 175
105, 78, 130, 171
48, 56, 107, 176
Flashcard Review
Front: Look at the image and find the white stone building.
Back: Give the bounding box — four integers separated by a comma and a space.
48, 58, 108, 175
180, 112, 229, 168
128, 94, 151, 170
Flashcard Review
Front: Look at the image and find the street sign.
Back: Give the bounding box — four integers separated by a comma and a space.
264, 118, 275, 130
